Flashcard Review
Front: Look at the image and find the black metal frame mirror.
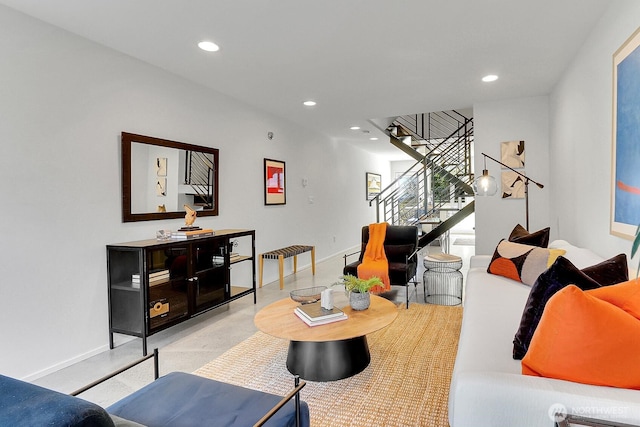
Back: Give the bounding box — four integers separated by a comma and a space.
121, 132, 219, 222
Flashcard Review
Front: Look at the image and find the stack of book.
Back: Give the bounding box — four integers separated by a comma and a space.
294, 302, 347, 327
148, 269, 170, 286
171, 228, 215, 239
131, 274, 141, 288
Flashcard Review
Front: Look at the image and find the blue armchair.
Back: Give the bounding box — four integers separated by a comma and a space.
0, 350, 309, 427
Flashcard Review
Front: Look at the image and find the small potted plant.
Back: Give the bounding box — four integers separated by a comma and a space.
334, 274, 383, 310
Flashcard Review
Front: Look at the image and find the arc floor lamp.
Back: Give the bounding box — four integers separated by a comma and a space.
473, 152, 544, 231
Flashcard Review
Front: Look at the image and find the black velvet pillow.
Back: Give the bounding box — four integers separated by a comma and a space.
581, 253, 629, 285
508, 224, 550, 248
512, 254, 628, 360
384, 244, 415, 262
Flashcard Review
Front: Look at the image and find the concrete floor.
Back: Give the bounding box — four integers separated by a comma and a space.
34, 233, 474, 408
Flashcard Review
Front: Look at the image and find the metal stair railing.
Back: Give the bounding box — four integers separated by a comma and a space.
394, 110, 470, 152
387, 118, 474, 197
370, 139, 472, 227
418, 201, 475, 248
370, 110, 475, 243
185, 151, 215, 209
392, 113, 473, 182
426, 123, 474, 196
371, 160, 425, 226
394, 110, 469, 140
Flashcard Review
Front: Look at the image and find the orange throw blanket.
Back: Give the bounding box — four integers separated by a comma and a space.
357, 222, 391, 294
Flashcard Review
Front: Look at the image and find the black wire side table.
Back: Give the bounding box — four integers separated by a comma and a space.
423, 253, 463, 306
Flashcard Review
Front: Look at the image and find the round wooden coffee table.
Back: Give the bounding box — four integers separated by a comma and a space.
254, 294, 398, 381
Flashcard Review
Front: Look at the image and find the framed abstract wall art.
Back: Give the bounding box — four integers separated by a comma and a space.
611, 27, 640, 239
500, 140, 526, 199
366, 172, 381, 200
501, 141, 525, 169
156, 178, 166, 196
501, 170, 526, 199
264, 158, 286, 205
156, 157, 167, 177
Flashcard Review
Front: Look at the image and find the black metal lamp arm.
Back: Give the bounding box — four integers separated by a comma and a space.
480, 152, 544, 230
481, 152, 544, 189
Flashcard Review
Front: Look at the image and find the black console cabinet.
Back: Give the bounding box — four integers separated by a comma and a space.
107, 229, 255, 354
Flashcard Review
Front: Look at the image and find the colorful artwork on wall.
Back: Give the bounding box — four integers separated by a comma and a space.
611, 27, 640, 239
264, 158, 286, 205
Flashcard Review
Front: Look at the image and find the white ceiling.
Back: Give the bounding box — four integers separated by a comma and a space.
0, 0, 612, 160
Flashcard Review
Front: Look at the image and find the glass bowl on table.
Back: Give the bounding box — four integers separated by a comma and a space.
290, 286, 327, 305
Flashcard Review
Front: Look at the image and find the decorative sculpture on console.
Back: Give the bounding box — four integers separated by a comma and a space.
184, 204, 197, 228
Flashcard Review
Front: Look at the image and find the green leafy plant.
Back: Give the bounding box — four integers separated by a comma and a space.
333, 274, 383, 293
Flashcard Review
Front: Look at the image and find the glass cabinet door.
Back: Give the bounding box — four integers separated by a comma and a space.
108, 248, 143, 334
146, 246, 189, 332
192, 239, 227, 311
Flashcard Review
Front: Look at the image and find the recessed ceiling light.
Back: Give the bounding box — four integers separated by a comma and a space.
303, 100, 317, 107
482, 74, 498, 82
350, 126, 360, 130
370, 137, 379, 141
198, 41, 220, 52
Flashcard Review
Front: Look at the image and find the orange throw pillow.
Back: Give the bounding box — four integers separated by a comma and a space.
586, 278, 640, 320
522, 285, 640, 389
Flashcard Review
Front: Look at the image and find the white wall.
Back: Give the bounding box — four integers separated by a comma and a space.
0, 5, 389, 379
7, 0, 638, 381
474, 96, 551, 255
473, 1, 640, 262
550, 0, 640, 261
390, 160, 416, 180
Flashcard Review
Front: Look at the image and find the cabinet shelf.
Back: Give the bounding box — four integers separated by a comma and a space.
148, 281, 171, 287
107, 229, 256, 355
194, 265, 226, 275
230, 255, 252, 264
112, 283, 141, 292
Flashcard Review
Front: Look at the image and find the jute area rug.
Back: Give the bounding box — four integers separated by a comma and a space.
194, 303, 462, 427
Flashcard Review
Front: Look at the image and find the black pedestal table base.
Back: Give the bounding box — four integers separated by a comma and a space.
286, 336, 370, 382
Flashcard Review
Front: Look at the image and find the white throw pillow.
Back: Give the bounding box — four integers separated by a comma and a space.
548, 240, 604, 269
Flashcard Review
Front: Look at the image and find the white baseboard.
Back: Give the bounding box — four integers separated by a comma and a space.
22, 345, 109, 382
22, 335, 136, 382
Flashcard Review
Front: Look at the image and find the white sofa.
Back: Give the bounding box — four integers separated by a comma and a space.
448, 240, 640, 427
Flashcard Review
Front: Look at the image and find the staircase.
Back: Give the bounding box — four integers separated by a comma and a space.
184, 151, 215, 209
370, 110, 475, 248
